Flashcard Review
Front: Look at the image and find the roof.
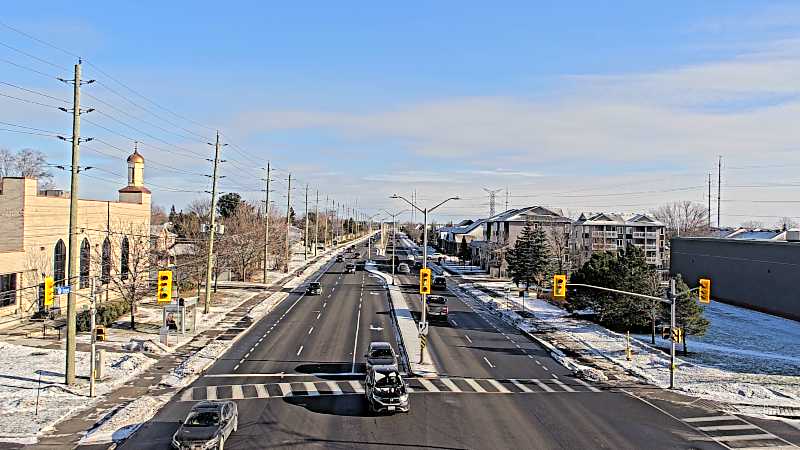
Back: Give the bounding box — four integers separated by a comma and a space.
574, 211, 664, 227
486, 206, 570, 224
368, 341, 392, 349
118, 185, 151, 194
727, 230, 784, 240
127, 150, 144, 164
439, 219, 486, 236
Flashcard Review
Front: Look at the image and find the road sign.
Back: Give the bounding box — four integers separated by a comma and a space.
553, 274, 567, 299
43, 276, 54, 306
418, 321, 429, 336
157, 270, 173, 304
419, 268, 432, 294
698, 278, 711, 304
420, 334, 427, 349
55, 285, 70, 295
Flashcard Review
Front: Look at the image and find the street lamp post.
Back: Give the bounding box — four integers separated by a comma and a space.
390, 194, 459, 364
365, 213, 383, 261
382, 209, 409, 285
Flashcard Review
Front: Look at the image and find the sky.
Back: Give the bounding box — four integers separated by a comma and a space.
2, 1, 800, 227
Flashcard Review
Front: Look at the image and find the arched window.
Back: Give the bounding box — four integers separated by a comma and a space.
101, 238, 111, 285
53, 239, 66, 286
121, 237, 130, 280
80, 238, 91, 288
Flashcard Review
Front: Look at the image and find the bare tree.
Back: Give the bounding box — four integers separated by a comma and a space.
99, 223, 153, 330
221, 202, 263, 281
651, 201, 710, 238
776, 217, 798, 230
0, 148, 14, 178
151, 204, 168, 225
740, 220, 764, 229
545, 225, 570, 274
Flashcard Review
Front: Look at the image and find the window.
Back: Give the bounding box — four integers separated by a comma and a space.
101, 238, 111, 284
0, 273, 17, 308
80, 238, 90, 289
54, 239, 66, 286
121, 237, 130, 280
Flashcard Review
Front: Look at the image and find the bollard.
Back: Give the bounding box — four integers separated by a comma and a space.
95, 349, 106, 380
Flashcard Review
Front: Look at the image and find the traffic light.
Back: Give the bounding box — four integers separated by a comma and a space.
552, 274, 567, 299
157, 270, 173, 304
661, 326, 670, 340
44, 276, 54, 307
698, 278, 711, 304
671, 327, 684, 343
419, 268, 432, 295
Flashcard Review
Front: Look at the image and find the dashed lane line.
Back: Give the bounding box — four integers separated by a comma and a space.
297, 346, 304, 356
483, 356, 495, 368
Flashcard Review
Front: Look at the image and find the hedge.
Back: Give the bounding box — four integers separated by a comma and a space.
76, 300, 131, 332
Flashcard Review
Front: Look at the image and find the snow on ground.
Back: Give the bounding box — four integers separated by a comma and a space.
80, 393, 171, 445
464, 280, 800, 412
0, 342, 155, 443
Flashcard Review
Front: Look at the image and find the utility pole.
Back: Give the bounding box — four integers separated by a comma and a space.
717, 156, 722, 229
263, 162, 271, 281
204, 131, 223, 314
62, 59, 94, 386
285, 173, 292, 272
707, 173, 712, 230
314, 190, 320, 256
505, 186, 509, 212
483, 188, 502, 217
669, 278, 677, 390
304, 184, 310, 260
323, 196, 329, 248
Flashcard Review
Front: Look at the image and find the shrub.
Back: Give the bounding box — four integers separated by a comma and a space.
75, 300, 131, 332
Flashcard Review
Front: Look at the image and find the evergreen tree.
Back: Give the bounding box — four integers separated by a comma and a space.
218, 192, 242, 219
505, 220, 550, 291
169, 205, 177, 222
673, 274, 710, 354
458, 236, 470, 264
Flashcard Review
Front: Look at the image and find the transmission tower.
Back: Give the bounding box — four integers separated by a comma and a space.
483, 188, 503, 217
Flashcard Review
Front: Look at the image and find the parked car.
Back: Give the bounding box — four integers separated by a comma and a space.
365, 341, 397, 369
432, 275, 447, 291
345, 263, 356, 273
306, 281, 321, 295
336, 255, 344, 262
397, 263, 410, 274
365, 365, 409, 414
172, 400, 237, 450
426, 295, 448, 320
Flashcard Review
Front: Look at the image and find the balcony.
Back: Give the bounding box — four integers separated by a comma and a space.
591, 231, 605, 237
632, 232, 645, 239
645, 256, 659, 265
645, 243, 657, 250
645, 232, 658, 239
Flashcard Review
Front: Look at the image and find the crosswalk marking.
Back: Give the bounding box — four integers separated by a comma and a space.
230, 385, 244, 399
697, 424, 757, 432
683, 415, 738, 422
185, 376, 600, 402
418, 379, 439, 392
486, 379, 510, 393
532, 379, 554, 392
464, 378, 486, 393
573, 377, 601, 392
509, 379, 532, 393
440, 378, 461, 393
715, 434, 778, 442
349, 380, 364, 393
680, 414, 793, 449
550, 379, 575, 392
304, 382, 319, 396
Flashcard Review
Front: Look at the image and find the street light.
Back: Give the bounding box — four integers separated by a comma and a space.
365, 212, 384, 261
382, 209, 410, 285
390, 194, 459, 364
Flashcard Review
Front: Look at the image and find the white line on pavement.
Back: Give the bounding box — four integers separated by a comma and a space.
464, 378, 486, 393
487, 379, 510, 393
316, 312, 321, 320
206, 386, 217, 400
304, 381, 320, 396
441, 378, 461, 392
483, 357, 495, 368
573, 378, 601, 392
351, 300, 362, 372
326, 381, 343, 395
254, 384, 269, 398
551, 378, 575, 392
532, 379, 554, 392
418, 378, 439, 392
230, 385, 244, 399
279, 383, 292, 396
510, 379, 532, 393
308, 326, 314, 335
233, 364, 239, 371
297, 346, 304, 356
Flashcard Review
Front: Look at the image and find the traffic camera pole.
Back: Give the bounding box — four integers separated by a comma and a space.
89, 277, 96, 397
669, 278, 677, 390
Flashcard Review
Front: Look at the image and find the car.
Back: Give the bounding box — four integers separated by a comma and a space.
306, 281, 321, 295
365, 365, 409, 414
397, 263, 410, 274
432, 275, 447, 291
426, 295, 448, 320
365, 341, 397, 369
336, 255, 344, 262
354, 252, 361, 258
355, 261, 366, 271
345, 263, 356, 273
172, 400, 237, 450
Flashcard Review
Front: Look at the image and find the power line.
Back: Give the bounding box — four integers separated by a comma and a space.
0, 91, 63, 109
0, 39, 70, 71
0, 56, 59, 79
0, 80, 70, 103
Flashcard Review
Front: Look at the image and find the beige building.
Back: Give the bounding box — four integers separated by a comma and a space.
571, 212, 666, 269
0, 150, 150, 327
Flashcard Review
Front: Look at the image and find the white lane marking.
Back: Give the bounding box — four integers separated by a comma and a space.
239, 358, 245, 364
450, 319, 458, 327
349, 380, 364, 393
464, 378, 486, 393
418, 378, 439, 392
206, 386, 217, 400
323, 302, 327, 308
573, 378, 601, 392
527, 354, 534, 359
551, 378, 575, 392
552, 374, 559, 380
441, 378, 461, 392
316, 312, 321, 320
332, 287, 335, 292
304, 382, 320, 396
464, 335, 472, 344
683, 415, 740, 423
230, 385, 244, 399
326, 381, 343, 395
205, 372, 364, 378
254, 342, 260, 348
279, 383, 292, 396
483, 356, 495, 368
351, 301, 362, 373
233, 364, 240, 371
486, 379, 511, 393
254, 384, 269, 398
308, 326, 314, 335
297, 346, 304, 356
327, 294, 332, 298
532, 379, 554, 392
542, 366, 549, 371
696, 424, 758, 432
510, 379, 533, 393
715, 434, 780, 442
244, 352, 251, 358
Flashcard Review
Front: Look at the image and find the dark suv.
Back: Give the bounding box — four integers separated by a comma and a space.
432, 276, 447, 291
306, 281, 321, 295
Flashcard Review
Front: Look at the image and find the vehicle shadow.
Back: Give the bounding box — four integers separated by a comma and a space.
294, 362, 365, 378
283, 393, 372, 417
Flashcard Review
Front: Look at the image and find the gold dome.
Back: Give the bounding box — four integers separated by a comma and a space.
127, 150, 144, 164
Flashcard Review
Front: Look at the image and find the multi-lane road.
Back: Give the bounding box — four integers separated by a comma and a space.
119, 236, 795, 449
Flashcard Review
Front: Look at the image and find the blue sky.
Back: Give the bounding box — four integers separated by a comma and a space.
3, 2, 800, 225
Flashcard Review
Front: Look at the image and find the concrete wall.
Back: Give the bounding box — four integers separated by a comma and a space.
670, 237, 800, 321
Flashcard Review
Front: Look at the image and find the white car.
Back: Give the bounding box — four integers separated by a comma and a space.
397, 263, 410, 274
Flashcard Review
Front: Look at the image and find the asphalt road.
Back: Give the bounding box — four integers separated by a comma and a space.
120, 238, 739, 449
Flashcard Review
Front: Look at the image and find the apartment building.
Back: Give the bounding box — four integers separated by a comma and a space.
571, 212, 666, 268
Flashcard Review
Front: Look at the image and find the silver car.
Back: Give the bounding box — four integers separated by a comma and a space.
365, 341, 397, 369
365, 365, 409, 413
172, 400, 238, 450
397, 263, 410, 274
